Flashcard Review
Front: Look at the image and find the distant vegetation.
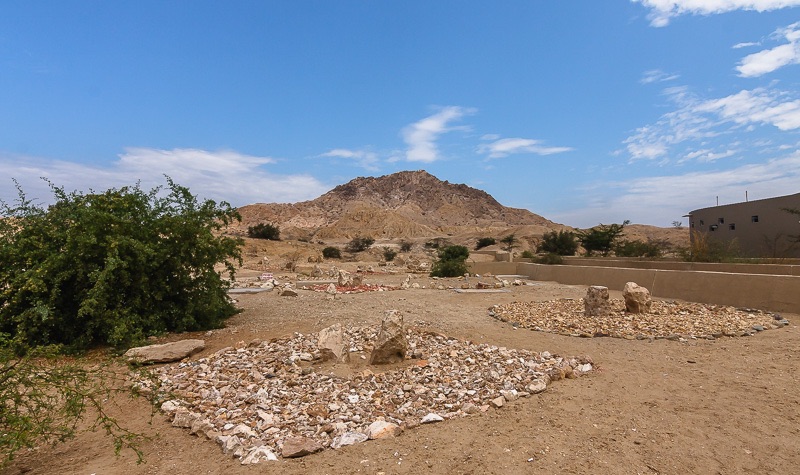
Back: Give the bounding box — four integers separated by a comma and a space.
399, 240, 413, 252
383, 247, 397, 262
536, 252, 564, 265
475, 237, 496, 250
500, 234, 517, 252
537, 230, 578, 256
322, 246, 342, 259
576, 220, 629, 256
345, 236, 375, 253
247, 222, 280, 240
681, 231, 740, 262
614, 239, 668, 258
430, 245, 470, 277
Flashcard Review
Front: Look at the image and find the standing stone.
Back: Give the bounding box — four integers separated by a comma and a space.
312, 265, 323, 277
325, 283, 337, 296
623, 282, 652, 314
338, 270, 353, 287
352, 273, 364, 286
317, 323, 349, 363
584, 286, 611, 317
369, 310, 408, 365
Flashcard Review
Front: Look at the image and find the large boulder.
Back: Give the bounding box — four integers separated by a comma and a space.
369, 310, 408, 365
124, 339, 205, 364
584, 286, 611, 317
623, 282, 652, 314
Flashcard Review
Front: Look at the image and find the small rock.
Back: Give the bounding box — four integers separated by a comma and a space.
366, 420, 402, 440
241, 445, 278, 464
490, 396, 505, 408
331, 431, 369, 449
281, 436, 323, 458
420, 413, 444, 424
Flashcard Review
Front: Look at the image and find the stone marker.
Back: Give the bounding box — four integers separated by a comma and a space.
124, 339, 205, 364
317, 323, 349, 363
623, 281, 652, 314
584, 286, 611, 317
337, 270, 353, 287
369, 310, 408, 365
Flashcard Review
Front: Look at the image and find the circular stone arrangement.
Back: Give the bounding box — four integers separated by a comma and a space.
490, 299, 789, 340
142, 325, 591, 463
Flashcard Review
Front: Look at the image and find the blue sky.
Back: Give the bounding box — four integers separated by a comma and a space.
2, 1, 799, 228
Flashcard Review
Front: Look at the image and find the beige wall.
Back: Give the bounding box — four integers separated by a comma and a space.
468, 261, 799, 313
562, 257, 800, 276
689, 192, 800, 258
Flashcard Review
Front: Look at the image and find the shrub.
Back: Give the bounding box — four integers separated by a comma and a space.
500, 234, 517, 252
345, 236, 375, 253
614, 239, 664, 258
0, 178, 242, 352
424, 237, 451, 249
383, 247, 397, 262
475, 237, 496, 250
430, 245, 470, 277
536, 252, 564, 265
681, 231, 740, 262
399, 240, 413, 252
520, 250, 535, 259
247, 223, 280, 240
537, 230, 578, 256
322, 246, 341, 259
576, 220, 629, 256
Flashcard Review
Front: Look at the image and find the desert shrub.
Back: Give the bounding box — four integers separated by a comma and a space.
614, 239, 664, 258
500, 234, 517, 252
520, 250, 535, 259
383, 247, 397, 262
424, 237, 451, 249
247, 223, 280, 240
0, 178, 242, 351
681, 231, 740, 262
345, 236, 375, 253
576, 220, 629, 256
537, 230, 578, 256
399, 240, 413, 252
430, 245, 470, 277
322, 246, 341, 259
536, 252, 564, 265
475, 237, 496, 250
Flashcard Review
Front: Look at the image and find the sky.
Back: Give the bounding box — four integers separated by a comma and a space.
1, 1, 800, 228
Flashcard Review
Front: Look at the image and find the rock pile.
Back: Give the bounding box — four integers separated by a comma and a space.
491, 299, 789, 340
142, 323, 591, 464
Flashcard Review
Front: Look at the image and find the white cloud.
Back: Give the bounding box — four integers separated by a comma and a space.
0, 148, 329, 207
477, 137, 573, 159
624, 87, 800, 161
633, 0, 800, 27
320, 148, 380, 171
551, 150, 800, 227
679, 148, 737, 163
736, 22, 800, 77
402, 106, 474, 163
733, 41, 761, 49
640, 69, 680, 84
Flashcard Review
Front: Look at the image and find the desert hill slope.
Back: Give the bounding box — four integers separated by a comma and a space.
235, 170, 688, 249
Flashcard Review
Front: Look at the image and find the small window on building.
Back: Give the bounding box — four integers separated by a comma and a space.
690, 222, 695, 228
710, 224, 718, 231
699, 219, 704, 226
729, 223, 735, 230
751, 215, 759, 223
718, 217, 725, 224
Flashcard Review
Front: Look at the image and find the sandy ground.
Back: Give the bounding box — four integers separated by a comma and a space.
5, 268, 799, 475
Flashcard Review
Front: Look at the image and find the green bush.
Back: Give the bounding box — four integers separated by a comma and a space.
537, 230, 578, 256
0, 178, 242, 352
399, 240, 413, 252
247, 222, 280, 240
576, 220, 629, 256
383, 247, 397, 261
536, 252, 564, 265
430, 245, 470, 277
614, 239, 664, 258
345, 236, 375, 253
475, 237, 496, 250
520, 250, 535, 259
322, 246, 341, 259
500, 234, 517, 252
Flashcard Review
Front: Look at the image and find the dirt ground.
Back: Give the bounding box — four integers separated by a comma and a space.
5, 266, 800, 475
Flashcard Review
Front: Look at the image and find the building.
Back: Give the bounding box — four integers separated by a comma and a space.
687, 192, 800, 258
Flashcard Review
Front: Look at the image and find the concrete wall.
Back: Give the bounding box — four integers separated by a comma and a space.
561, 257, 800, 276
468, 261, 800, 313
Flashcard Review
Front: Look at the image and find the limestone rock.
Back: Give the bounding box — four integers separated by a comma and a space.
241, 445, 278, 464
623, 282, 652, 314
369, 310, 408, 365
338, 270, 353, 287
278, 286, 298, 297
421, 413, 444, 424
366, 420, 402, 440
331, 431, 368, 449
584, 286, 611, 317
317, 323, 349, 363
124, 339, 205, 364
281, 436, 323, 458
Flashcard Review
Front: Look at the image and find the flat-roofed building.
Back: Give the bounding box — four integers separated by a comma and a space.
687, 192, 800, 258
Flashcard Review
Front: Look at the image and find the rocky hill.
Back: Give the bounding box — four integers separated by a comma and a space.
236, 170, 564, 241
234, 170, 688, 250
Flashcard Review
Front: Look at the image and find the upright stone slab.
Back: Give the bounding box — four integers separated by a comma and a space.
317, 323, 349, 363
337, 270, 353, 287
369, 310, 408, 365
584, 286, 611, 317
623, 281, 652, 314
